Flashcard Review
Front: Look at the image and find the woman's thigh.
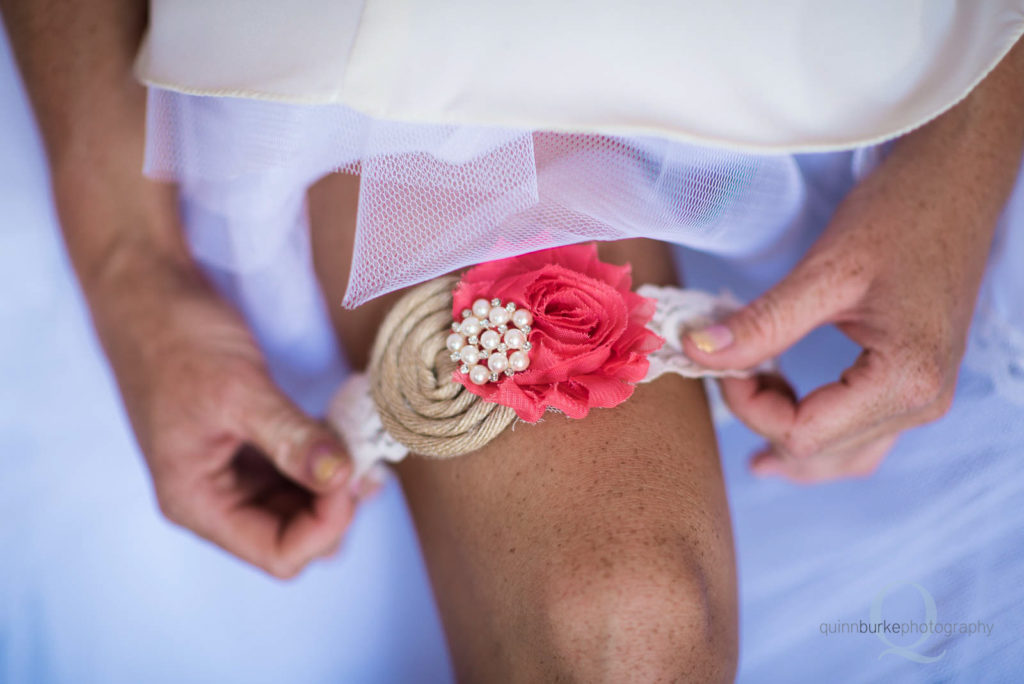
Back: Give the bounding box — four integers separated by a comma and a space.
308, 173, 738, 682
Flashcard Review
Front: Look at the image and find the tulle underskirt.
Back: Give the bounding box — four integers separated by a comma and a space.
146, 88, 834, 307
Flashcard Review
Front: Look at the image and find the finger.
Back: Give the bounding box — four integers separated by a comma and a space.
205, 487, 355, 579
349, 473, 385, 502
238, 376, 352, 493
318, 535, 345, 560
721, 351, 897, 466
779, 350, 906, 459
718, 373, 798, 443
752, 433, 898, 483
683, 254, 864, 370
275, 488, 356, 570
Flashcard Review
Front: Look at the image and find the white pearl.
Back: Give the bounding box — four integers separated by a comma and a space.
446, 333, 465, 353
468, 364, 491, 386
479, 329, 501, 350
459, 345, 480, 366
459, 316, 482, 337
512, 308, 533, 329
472, 298, 491, 319
504, 328, 526, 349
488, 306, 511, 326
487, 353, 509, 373
509, 350, 531, 372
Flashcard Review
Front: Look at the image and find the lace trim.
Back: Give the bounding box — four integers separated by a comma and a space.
327, 372, 407, 482
637, 284, 773, 381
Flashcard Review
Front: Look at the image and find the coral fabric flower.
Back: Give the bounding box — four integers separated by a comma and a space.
451, 243, 664, 422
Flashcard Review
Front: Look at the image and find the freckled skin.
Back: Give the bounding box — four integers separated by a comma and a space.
396, 373, 737, 683
310, 187, 738, 681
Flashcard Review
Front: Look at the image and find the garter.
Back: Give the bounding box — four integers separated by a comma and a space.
328, 244, 769, 481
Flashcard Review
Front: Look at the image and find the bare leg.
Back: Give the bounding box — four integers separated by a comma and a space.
309, 173, 738, 682
308, 172, 401, 370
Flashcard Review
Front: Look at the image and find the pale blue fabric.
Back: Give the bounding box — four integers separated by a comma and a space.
3, 24, 1024, 684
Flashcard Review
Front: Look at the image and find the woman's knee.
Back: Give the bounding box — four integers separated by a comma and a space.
540, 545, 738, 682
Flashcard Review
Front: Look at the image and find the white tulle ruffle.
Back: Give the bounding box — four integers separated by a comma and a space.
144, 89, 809, 309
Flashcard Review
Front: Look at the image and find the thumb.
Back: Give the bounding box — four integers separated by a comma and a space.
238, 376, 352, 493
683, 260, 860, 370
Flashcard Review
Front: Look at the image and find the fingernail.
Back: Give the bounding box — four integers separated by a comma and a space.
687, 325, 734, 353
311, 446, 345, 484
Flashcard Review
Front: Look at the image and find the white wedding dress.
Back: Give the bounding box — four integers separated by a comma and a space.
2, 2, 1024, 682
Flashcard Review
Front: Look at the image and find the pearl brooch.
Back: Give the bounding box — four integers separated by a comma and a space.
451, 297, 533, 385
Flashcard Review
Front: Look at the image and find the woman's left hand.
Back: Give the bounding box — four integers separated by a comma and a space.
682, 39, 1024, 482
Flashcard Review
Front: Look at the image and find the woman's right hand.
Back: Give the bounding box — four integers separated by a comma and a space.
91, 248, 356, 578
4, 0, 355, 578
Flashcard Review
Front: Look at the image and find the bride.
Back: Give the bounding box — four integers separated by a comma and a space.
4, 0, 1023, 679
